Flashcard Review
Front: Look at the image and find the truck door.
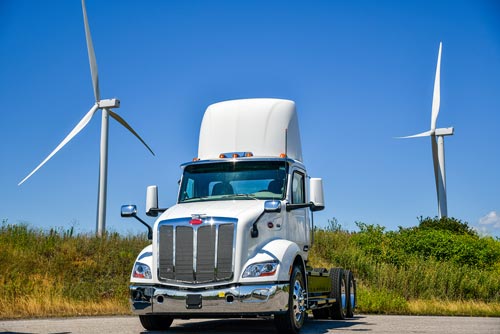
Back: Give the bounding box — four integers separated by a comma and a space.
288, 169, 310, 250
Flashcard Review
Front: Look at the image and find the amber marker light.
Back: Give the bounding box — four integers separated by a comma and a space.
280, 153, 287, 158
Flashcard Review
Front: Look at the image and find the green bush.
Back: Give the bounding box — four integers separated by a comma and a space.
310, 217, 500, 303
417, 216, 477, 236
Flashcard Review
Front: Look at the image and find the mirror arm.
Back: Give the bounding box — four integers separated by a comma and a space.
310, 202, 325, 212
132, 215, 153, 240
285, 203, 312, 211
251, 211, 265, 238
146, 207, 168, 217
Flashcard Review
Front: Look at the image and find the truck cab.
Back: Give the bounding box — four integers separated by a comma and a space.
124, 98, 355, 333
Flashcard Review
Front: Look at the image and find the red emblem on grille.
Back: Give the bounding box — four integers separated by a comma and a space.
189, 218, 203, 225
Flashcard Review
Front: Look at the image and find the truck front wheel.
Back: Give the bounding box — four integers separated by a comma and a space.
139, 314, 174, 331
274, 265, 306, 334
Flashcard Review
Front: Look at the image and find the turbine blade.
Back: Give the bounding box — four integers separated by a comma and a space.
82, 0, 100, 102
108, 110, 155, 156
397, 130, 433, 139
430, 42, 442, 131
18, 104, 99, 186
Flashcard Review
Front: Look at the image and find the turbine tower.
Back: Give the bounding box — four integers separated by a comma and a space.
19, 0, 155, 236
400, 42, 454, 218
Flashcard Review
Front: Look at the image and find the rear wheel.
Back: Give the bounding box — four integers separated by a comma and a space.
330, 268, 348, 320
139, 314, 174, 331
275, 265, 306, 334
345, 270, 356, 318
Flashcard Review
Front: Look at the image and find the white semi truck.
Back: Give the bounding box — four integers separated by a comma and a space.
122, 98, 356, 333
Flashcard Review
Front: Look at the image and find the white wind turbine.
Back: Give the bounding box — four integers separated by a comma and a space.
19, 0, 155, 236
400, 42, 454, 218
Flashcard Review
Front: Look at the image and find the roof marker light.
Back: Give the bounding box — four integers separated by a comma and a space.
280, 153, 287, 158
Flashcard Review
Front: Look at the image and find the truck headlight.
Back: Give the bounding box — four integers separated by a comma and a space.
132, 262, 152, 279
242, 261, 278, 278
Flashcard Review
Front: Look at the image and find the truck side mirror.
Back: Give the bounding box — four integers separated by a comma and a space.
146, 185, 159, 217
309, 178, 325, 212
121, 204, 153, 240
121, 204, 138, 217
264, 200, 281, 213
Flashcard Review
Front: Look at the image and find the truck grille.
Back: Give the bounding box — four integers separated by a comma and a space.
158, 218, 236, 284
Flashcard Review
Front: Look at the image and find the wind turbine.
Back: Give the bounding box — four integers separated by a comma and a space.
19, 0, 155, 236
400, 42, 454, 218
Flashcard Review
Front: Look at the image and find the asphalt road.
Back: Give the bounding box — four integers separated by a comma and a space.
1, 315, 499, 334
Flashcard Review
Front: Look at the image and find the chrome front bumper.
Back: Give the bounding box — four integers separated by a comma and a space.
130, 283, 289, 316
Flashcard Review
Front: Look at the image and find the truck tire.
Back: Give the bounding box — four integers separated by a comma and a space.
139, 314, 174, 331
345, 270, 356, 318
274, 265, 306, 334
330, 268, 348, 320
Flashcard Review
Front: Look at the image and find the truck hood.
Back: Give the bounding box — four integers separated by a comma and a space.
157, 200, 265, 224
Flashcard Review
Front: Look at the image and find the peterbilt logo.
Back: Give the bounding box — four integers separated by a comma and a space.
190, 214, 207, 225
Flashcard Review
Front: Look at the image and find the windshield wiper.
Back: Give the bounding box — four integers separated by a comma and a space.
181, 196, 210, 202
220, 193, 259, 200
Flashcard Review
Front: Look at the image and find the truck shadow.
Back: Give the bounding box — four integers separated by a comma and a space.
141, 316, 369, 333
0, 332, 70, 334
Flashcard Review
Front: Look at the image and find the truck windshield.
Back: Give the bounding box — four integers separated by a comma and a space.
179, 161, 287, 203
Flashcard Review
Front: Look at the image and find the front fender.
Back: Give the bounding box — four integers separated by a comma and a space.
240, 239, 302, 283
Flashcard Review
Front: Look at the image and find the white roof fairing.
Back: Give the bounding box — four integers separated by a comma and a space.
197, 98, 303, 162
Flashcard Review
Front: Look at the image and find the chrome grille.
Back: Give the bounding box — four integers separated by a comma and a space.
158, 218, 235, 284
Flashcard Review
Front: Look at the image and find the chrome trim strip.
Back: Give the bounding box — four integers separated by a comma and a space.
192, 225, 197, 280
214, 224, 219, 270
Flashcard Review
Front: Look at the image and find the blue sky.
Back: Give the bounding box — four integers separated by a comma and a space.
1, 0, 499, 236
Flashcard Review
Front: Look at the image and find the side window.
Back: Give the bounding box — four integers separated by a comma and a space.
292, 171, 305, 204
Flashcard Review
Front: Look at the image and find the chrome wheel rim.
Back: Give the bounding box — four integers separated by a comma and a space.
292, 277, 306, 326
341, 277, 347, 316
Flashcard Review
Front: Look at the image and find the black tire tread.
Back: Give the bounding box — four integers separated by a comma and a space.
139, 314, 174, 331
330, 267, 347, 320
345, 270, 356, 318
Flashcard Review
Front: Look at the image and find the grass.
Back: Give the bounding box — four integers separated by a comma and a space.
0, 222, 148, 319
1, 217, 499, 319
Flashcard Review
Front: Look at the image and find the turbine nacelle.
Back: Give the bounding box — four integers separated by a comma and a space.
98, 98, 120, 109
435, 127, 454, 136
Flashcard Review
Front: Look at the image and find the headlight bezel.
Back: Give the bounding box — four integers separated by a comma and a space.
132, 261, 152, 279
242, 261, 279, 278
